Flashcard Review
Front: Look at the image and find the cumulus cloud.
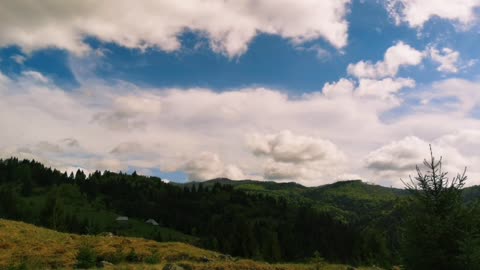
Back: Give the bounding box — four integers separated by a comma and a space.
2, 69, 480, 186
416, 78, 480, 113
182, 152, 245, 181
322, 77, 415, 101
247, 130, 347, 181
247, 130, 345, 164
428, 47, 460, 73
0, 0, 350, 57
322, 78, 355, 98
356, 77, 415, 100
387, 0, 480, 28
323, 43, 419, 101
366, 136, 430, 173
365, 135, 476, 186
347, 42, 424, 79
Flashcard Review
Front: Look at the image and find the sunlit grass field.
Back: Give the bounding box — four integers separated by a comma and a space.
0, 219, 382, 270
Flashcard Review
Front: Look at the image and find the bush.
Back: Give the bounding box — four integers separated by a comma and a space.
126, 248, 140, 262
145, 250, 161, 264
75, 244, 97, 268
310, 251, 326, 270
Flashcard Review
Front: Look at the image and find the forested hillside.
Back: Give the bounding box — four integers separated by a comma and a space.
1, 157, 480, 268
0, 219, 380, 270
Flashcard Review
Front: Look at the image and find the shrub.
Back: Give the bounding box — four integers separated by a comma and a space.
75, 244, 97, 268
310, 251, 326, 270
145, 250, 161, 264
126, 248, 140, 262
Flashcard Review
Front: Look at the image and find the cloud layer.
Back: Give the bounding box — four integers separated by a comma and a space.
0, 2, 479, 186
1, 65, 480, 186
0, 0, 350, 57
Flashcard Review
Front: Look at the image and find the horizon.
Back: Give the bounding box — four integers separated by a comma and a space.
2, 1, 480, 187
5, 155, 476, 190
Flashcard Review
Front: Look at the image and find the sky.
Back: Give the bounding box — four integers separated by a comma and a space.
1, 0, 480, 187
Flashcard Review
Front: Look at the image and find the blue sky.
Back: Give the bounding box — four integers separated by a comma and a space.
1, 0, 480, 186
0, 0, 478, 91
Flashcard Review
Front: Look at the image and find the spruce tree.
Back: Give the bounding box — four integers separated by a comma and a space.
401, 146, 468, 270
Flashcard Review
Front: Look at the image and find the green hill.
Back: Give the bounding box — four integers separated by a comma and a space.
2, 157, 479, 268
1, 158, 397, 266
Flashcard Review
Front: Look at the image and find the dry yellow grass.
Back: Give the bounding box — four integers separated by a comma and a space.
0, 219, 382, 270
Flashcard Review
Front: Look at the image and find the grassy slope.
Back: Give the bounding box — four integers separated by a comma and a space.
0, 219, 381, 270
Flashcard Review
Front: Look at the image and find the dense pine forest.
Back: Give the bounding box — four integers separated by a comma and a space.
1, 157, 480, 269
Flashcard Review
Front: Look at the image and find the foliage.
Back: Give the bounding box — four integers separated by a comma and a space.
145, 250, 161, 264
310, 251, 327, 270
401, 147, 480, 270
0, 157, 402, 267
75, 243, 97, 268
126, 247, 140, 262
3, 156, 480, 267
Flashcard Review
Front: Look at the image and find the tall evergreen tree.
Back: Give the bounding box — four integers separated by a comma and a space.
401, 147, 469, 270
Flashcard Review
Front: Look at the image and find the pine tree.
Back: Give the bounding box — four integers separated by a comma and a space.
401, 146, 468, 270
41, 189, 65, 231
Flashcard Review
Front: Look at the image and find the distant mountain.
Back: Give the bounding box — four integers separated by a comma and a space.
463, 185, 480, 203
181, 178, 406, 208
178, 178, 306, 190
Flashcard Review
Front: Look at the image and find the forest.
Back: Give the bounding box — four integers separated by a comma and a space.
1, 155, 480, 269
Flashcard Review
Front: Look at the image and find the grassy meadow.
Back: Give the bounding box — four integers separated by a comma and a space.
0, 219, 382, 270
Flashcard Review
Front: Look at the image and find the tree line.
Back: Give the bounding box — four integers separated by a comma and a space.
1, 153, 480, 269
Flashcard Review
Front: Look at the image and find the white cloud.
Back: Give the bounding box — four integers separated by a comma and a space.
182, 152, 245, 181
415, 78, 480, 113
2, 70, 480, 186
428, 47, 460, 73
366, 136, 430, 174
0, 0, 350, 57
247, 130, 345, 164
322, 77, 415, 101
322, 78, 355, 98
92, 93, 163, 131
324, 42, 419, 100
347, 42, 424, 79
247, 130, 347, 181
21, 70, 50, 83
356, 77, 415, 100
365, 135, 476, 187
387, 0, 480, 28
94, 158, 128, 172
